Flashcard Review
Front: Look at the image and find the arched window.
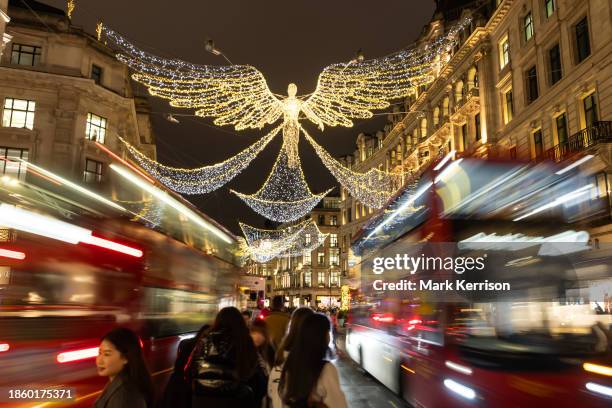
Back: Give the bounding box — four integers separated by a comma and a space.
467, 67, 478, 91
413, 128, 419, 145
433, 106, 440, 126
443, 97, 450, 117
420, 118, 428, 138
455, 80, 465, 104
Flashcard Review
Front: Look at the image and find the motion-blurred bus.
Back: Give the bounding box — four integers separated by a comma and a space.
0, 157, 241, 406
345, 155, 612, 407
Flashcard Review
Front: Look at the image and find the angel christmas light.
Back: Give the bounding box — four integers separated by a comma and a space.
100, 18, 470, 256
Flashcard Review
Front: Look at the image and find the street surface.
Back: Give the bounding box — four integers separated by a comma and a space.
335, 334, 410, 408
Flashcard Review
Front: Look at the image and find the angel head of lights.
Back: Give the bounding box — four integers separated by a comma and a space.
101, 17, 471, 260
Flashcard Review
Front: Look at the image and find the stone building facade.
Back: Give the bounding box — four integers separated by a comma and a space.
247, 197, 342, 309
1, 0, 10, 57
339, 0, 612, 288
0, 0, 156, 191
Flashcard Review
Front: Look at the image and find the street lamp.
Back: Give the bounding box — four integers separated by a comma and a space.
165, 113, 180, 124
205, 38, 233, 65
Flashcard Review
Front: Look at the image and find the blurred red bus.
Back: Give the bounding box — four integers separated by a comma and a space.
345, 156, 612, 407
0, 165, 241, 407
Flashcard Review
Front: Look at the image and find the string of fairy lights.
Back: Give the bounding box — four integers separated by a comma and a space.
118, 126, 280, 194
240, 219, 328, 262
231, 134, 332, 222
240, 219, 310, 262
97, 16, 472, 262
302, 126, 406, 209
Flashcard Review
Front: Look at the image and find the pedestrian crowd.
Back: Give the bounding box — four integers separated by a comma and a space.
93, 295, 347, 408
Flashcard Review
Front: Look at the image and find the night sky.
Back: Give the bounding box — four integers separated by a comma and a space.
43, 0, 436, 234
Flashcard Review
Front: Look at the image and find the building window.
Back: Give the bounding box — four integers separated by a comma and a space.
317, 252, 325, 266
499, 35, 510, 69
545, 0, 555, 18
2, 98, 36, 130
303, 252, 311, 266
84, 158, 103, 183
533, 129, 543, 158
454, 82, 464, 106
461, 123, 468, 151
318, 271, 325, 287
330, 215, 338, 226
575, 17, 591, 63
0, 147, 29, 180
330, 248, 340, 266
525, 66, 539, 103
305, 233, 311, 245
304, 271, 311, 287
549, 44, 562, 85
503, 89, 514, 124
523, 12, 534, 42
11, 44, 41, 66
556, 113, 568, 144
475, 113, 481, 141
86, 113, 108, 143
509, 146, 517, 159
91, 64, 103, 85
318, 214, 325, 225
330, 271, 339, 287
329, 233, 338, 247
583, 93, 598, 127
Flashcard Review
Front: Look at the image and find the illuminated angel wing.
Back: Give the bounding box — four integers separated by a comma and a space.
101, 27, 283, 130
302, 18, 470, 129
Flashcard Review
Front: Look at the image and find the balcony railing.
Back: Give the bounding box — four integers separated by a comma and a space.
545, 121, 612, 162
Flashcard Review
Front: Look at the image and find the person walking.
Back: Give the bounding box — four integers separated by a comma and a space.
95, 327, 154, 408
160, 324, 210, 408
265, 296, 291, 349
250, 319, 276, 374
268, 307, 314, 408
187, 307, 267, 408
279, 313, 348, 408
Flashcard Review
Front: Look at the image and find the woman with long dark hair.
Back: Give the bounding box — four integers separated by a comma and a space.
160, 323, 211, 408
268, 307, 314, 408
187, 307, 267, 408
279, 313, 347, 408
95, 327, 154, 408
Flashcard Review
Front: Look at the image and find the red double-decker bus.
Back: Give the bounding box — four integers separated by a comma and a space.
345, 155, 612, 407
0, 161, 241, 407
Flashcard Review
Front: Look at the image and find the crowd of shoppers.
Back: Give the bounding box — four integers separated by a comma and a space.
96, 296, 347, 407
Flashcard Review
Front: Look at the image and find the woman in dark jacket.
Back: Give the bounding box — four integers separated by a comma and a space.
160, 324, 211, 408
187, 307, 267, 408
94, 327, 154, 408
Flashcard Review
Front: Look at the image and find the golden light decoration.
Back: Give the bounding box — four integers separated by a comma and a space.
240, 219, 327, 262
100, 20, 469, 133
302, 126, 406, 209
66, 0, 75, 20
96, 22, 103, 41
99, 17, 471, 225
240, 219, 310, 263
231, 135, 332, 222
118, 126, 280, 194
